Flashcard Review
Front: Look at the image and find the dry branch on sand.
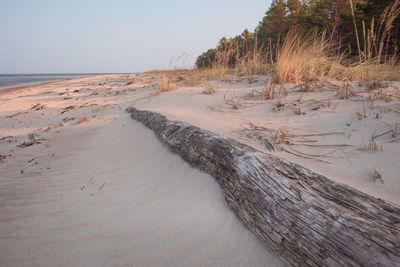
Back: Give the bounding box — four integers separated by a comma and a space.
220, 93, 266, 111
224, 95, 241, 110
236, 121, 347, 163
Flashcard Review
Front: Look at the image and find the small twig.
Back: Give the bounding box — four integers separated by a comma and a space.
292, 132, 345, 137
281, 147, 330, 164
374, 130, 393, 139
381, 105, 400, 113
294, 140, 319, 143
99, 183, 106, 191
287, 144, 342, 158
362, 95, 367, 118
292, 143, 353, 148
373, 168, 384, 184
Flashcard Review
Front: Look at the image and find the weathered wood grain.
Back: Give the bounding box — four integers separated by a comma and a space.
126, 106, 400, 266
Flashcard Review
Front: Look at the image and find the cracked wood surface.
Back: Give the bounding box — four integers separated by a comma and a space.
126, 106, 400, 266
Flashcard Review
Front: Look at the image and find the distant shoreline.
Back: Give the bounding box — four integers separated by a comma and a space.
0, 73, 137, 93
0, 74, 114, 95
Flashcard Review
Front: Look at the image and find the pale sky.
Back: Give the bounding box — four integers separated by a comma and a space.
0, 0, 272, 74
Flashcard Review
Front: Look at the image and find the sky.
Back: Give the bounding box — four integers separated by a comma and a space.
0, 0, 272, 74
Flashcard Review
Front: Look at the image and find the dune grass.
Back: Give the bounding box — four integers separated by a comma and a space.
157, 75, 178, 93
276, 30, 334, 84
149, 0, 399, 89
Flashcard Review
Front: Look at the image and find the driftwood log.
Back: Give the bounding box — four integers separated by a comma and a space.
126, 107, 400, 266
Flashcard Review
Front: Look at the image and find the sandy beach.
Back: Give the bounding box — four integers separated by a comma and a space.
0, 75, 285, 266
2, 0, 399, 265
0, 73, 399, 265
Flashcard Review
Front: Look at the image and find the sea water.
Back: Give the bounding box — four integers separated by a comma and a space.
0, 74, 104, 90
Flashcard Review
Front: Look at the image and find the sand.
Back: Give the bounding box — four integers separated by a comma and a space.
0, 73, 399, 265
0, 75, 285, 266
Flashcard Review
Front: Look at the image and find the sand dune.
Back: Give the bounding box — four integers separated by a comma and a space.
0, 114, 284, 266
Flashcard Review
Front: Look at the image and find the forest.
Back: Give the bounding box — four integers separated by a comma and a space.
195, 0, 399, 82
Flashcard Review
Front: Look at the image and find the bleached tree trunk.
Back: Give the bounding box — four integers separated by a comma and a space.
127, 107, 400, 266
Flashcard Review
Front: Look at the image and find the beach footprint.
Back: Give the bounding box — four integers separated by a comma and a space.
80, 177, 107, 197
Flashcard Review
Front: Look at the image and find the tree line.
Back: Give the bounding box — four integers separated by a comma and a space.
195, 0, 399, 68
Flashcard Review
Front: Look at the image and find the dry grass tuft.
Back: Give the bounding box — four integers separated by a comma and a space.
202, 81, 216, 94
264, 79, 287, 100
157, 75, 178, 93
365, 80, 387, 90
298, 76, 321, 92
264, 79, 276, 100
276, 30, 335, 84
340, 59, 400, 82
183, 71, 203, 86
370, 88, 393, 103
236, 50, 273, 83
361, 132, 383, 152
296, 99, 305, 115
336, 79, 356, 99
